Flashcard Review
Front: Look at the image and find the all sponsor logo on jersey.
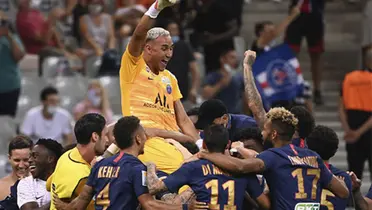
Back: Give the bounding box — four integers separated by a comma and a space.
294, 202, 320, 210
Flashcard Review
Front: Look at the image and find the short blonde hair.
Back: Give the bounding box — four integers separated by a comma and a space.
266, 107, 298, 127
146, 27, 170, 43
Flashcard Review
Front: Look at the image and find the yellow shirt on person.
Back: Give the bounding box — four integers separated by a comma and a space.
49, 147, 94, 210
120, 47, 184, 174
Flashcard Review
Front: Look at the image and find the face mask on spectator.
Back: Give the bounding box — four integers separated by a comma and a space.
88, 89, 101, 107
88, 4, 103, 15
171, 36, 180, 43
47, 106, 57, 115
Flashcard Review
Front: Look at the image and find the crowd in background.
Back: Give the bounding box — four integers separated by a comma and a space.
0, 0, 371, 201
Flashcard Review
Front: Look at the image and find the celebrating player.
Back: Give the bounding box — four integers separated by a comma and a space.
306, 125, 352, 210
146, 124, 271, 210
67, 116, 188, 210
104, 0, 199, 175
199, 107, 349, 209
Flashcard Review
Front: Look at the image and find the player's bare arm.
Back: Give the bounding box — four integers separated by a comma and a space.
243, 50, 266, 130
20, 201, 50, 210
67, 185, 94, 210
128, 0, 176, 57
199, 151, 265, 174
146, 127, 196, 143
348, 171, 369, 210
326, 176, 350, 199
146, 162, 169, 195
353, 190, 369, 210
174, 100, 200, 142
161, 188, 195, 204
138, 194, 184, 210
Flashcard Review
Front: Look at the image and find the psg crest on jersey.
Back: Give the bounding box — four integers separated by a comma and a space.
166, 84, 172, 94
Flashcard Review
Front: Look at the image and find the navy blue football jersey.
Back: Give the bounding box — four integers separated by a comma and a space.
86, 152, 148, 210
163, 159, 263, 210
292, 137, 307, 148
256, 144, 333, 210
366, 184, 372, 199
319, 164, 352, 210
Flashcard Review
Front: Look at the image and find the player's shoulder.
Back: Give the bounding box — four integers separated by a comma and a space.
182, 159, 207, 168
163, 70, 178, 81
329, 165, 349, 179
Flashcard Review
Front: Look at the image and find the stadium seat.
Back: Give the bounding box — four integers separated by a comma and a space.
0, 116, 16, 154
85, 56, 102, 78
98, 76, 121, 114
19, 54, 39, 73
15, 95, 34, 124
53, 76, 88, 99
21, 77, 47, 98
60, 95, 78, 112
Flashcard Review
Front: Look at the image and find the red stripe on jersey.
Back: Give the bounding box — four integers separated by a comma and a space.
114, 151, 125, 163
300, 138, 305, 148
261, 82, 269, 88
290, 144, 298, 155
324, 162, 330, 169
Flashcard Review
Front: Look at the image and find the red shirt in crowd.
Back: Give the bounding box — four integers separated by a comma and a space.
16, 9, 48, 54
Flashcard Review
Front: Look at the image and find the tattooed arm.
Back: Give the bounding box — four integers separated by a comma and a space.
67, 185, 94, 210
146, 162, 170, 195
243, 50, 266, 130
161, 188, 195, 204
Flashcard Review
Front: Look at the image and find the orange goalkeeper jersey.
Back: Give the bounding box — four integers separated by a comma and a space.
119, 48, 182, 132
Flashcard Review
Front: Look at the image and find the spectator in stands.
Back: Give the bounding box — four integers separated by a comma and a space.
0, 136, 32, 200
20, 87, 74, 145
79, 0, 116, 57
164, 21, 200, 107
362, 0, 372, 68
284, 0, 326, 105
202, 49, 244, 113
114, 0, 145, 40
16, 0, 77, 76
251, 6, 300, 57
73, 80, 113, 123
17, 139, 63, 210
0, 11, 25, 118
72, 0, 88, 46
191, 0, 239, 73
339, 48, 372, 181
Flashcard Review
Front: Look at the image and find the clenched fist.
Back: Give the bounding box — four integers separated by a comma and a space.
244, 50, 256, 66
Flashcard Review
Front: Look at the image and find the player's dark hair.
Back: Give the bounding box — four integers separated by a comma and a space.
114, 116, 141, 150
74, 113, 106, 145
290, 106, 315, 139
204, 124, 229, 153
40, 86, 58, 101
306, 125, 339, 161
36, 139, 63, 160
233, 127, 263, 144
186, 107, 199, 117
62, 143, 77, 154
271, 119, 296, 141
180, 142, 200, 155
254, 21, 273, 37
8, 135, 33, 155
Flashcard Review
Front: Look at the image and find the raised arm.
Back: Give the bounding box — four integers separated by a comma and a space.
243, 50, 266, 130
128, 0, 176, 57
199, 152, 265, 174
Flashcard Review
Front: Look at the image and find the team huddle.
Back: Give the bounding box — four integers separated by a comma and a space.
42, 0, 372, 210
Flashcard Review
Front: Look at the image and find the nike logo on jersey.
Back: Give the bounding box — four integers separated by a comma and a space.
148, 77, 154, 80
